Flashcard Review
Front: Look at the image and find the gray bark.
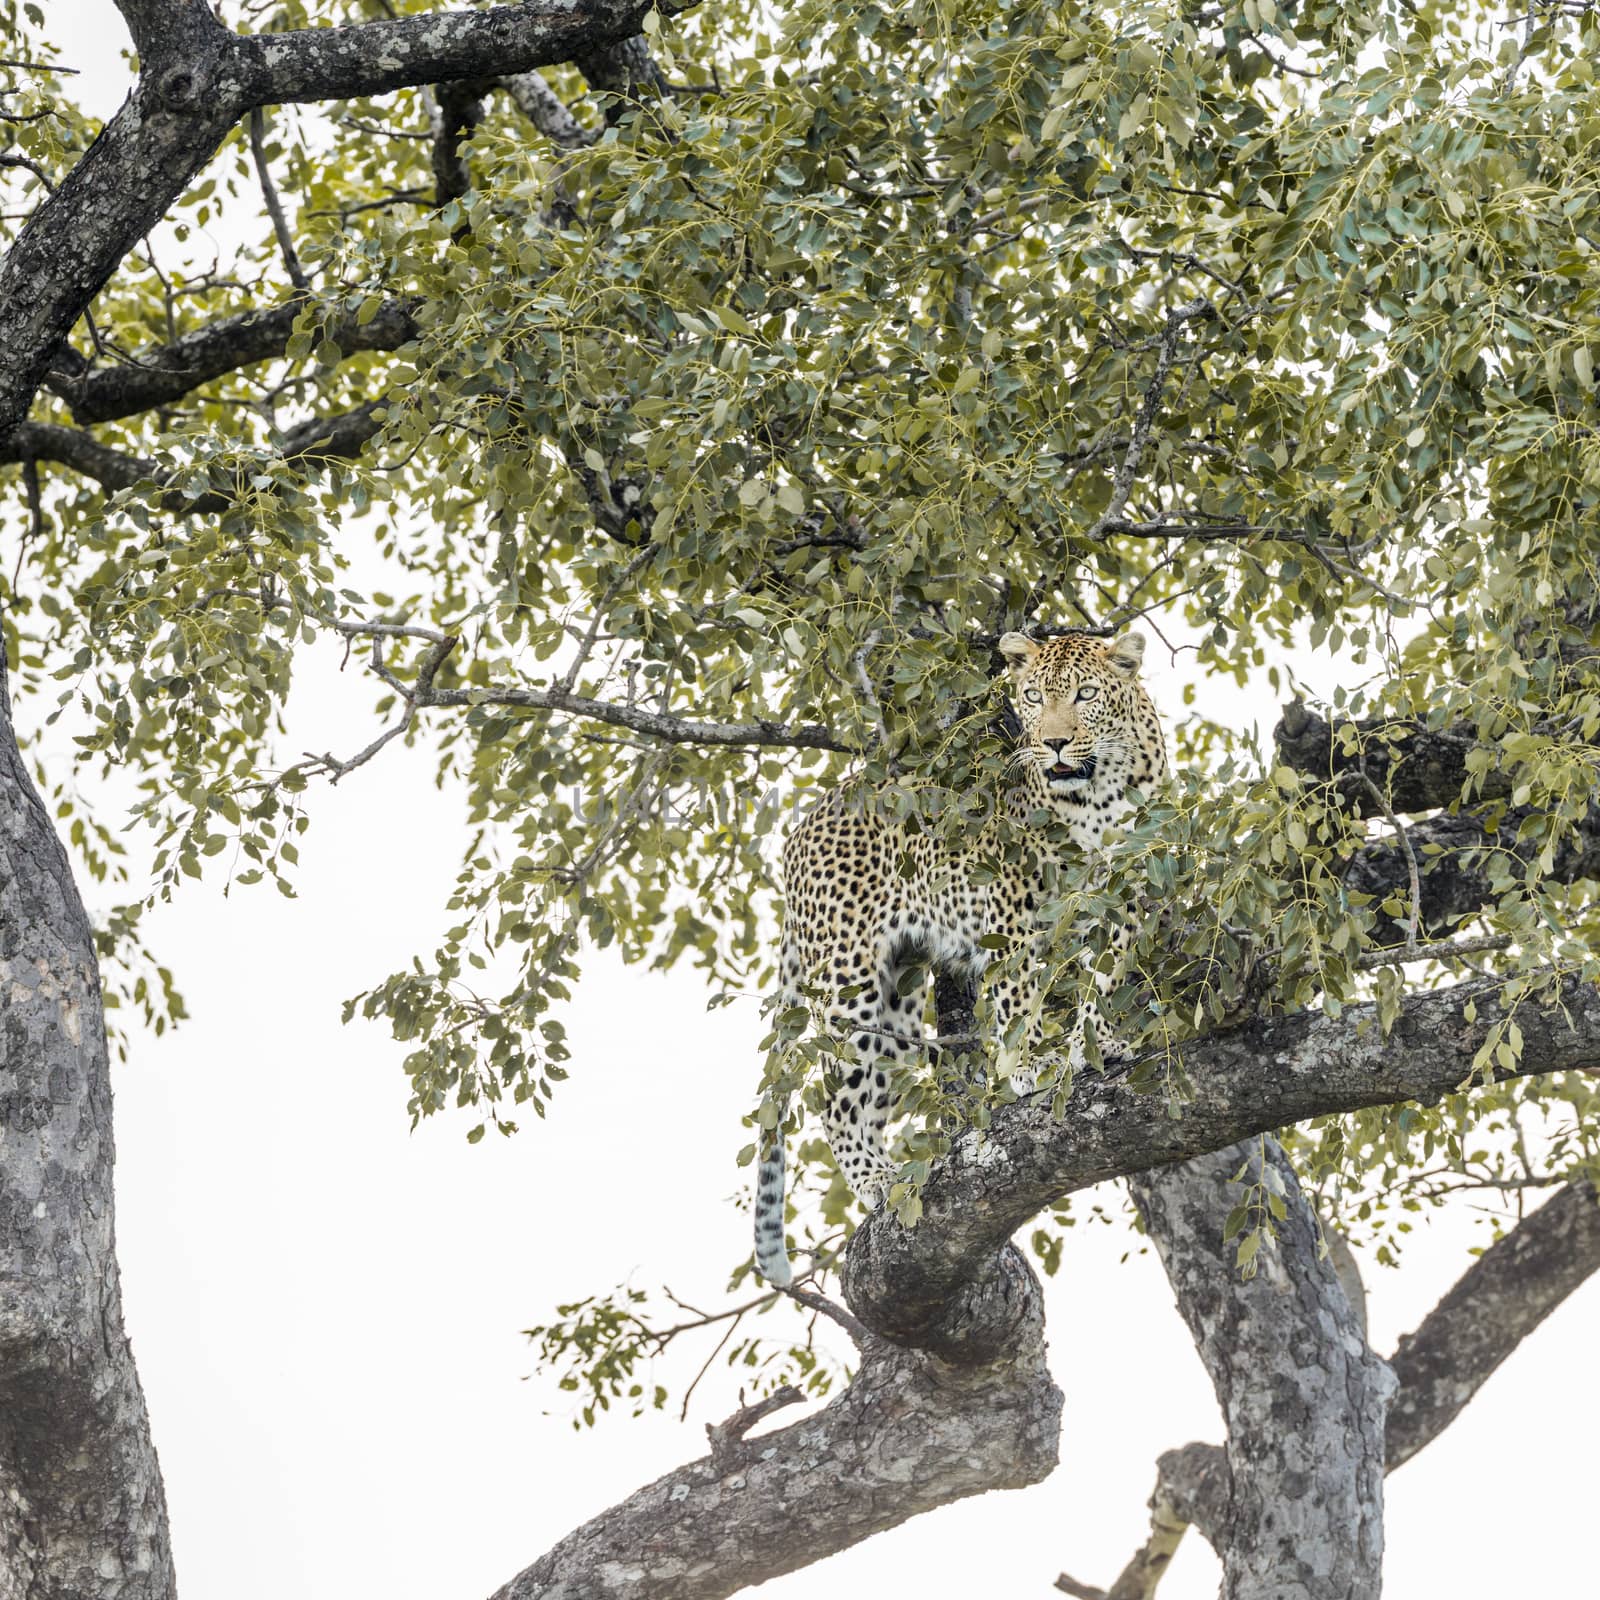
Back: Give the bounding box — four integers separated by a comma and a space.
0, 660, 174, 1597
1386, 1177, 1600, 1468
1131, 1142, 1394, 1600
842, 967, 1599, 1347
495, 1253, 1060, 1600
1064, 1176, 1600, 1599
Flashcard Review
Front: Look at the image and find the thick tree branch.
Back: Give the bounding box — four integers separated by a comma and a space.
501, 70, 599, 149
1387, 1176, 1600, 1467
246, 3, 688, 106
111, 0, 197, 63
0, 8, 236, 440
1348, 802, 1600, 948
45, 298, 419, 424
1, 401, 386, 509
842, 968, 1600, 1346
1275, 702, 1499, 815
493, 1254, 1060, 1600
0, 652, 175, 1597
429, 79, 490, 205
0, 420, 155, 491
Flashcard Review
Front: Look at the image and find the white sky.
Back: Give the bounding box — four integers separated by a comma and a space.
19, 5, 1600, 1596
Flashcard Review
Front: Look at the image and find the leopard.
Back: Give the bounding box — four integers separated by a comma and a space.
753, 628, 1168, 1287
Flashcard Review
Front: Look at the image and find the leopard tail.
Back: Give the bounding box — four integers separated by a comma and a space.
753, 1098, 793, 1287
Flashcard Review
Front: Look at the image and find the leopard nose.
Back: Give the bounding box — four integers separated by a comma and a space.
1043, 738, 1071, 758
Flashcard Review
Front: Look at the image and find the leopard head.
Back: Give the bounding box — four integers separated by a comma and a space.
997, 630, 1152, 798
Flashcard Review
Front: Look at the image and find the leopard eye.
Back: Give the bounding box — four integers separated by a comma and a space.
1076, 684, 1099, 703
1023, 687, 1043, 705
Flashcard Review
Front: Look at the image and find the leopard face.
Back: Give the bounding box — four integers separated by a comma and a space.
998, 629, 1156, 800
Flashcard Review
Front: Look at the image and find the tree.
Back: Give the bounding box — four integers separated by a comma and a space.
2, 0, 1599, 1594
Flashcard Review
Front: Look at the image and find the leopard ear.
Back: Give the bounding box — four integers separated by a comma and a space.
997, 631, 1040, 674
1106, 631, 1147, 678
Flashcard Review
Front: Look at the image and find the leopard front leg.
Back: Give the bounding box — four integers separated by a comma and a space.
987, 961, 1050, 1096
1063, 916, 1134, 1070
989, 917, 1135, 1090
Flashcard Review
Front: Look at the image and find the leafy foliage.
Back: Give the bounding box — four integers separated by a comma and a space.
5, 0, 1600, 1413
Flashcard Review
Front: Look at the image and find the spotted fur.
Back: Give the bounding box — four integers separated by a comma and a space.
753, 630, 1168, 1287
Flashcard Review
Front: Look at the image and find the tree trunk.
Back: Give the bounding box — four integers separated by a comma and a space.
1130, 1142, 1395, 1600
0, 654, 175, 1600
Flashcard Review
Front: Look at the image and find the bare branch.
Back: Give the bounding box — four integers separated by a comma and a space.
783, 1284, 871, 1347
247, 107, 309, 291
1086, 299, 1213, 541
1387, 1178, 1600, 1468
416, 680, 855, 753
1352, 933, 1514, 971
0, 150, 55, 191
247, 3, 686, 107
492, 1273, 1060, 1600
291, 631, 460, 785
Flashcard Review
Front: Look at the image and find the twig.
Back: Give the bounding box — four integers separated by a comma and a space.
704, 1386, 806, 1466
306, 187, 428, 219
249, 107, 309, 291
1354, 933, 1514, 971
784, 1284, 871, 1347
556, 543, 659, 695
680, 1309, 744, 1422
1241, 26, 1320, 78
0, 151, 55, 190
294, 632, 459, 785
1360, 769, 1422, 955
1503, 0, 1542, 96
1100, 518, 1299, 541
327, 615, 453, 645
1087, 300, 1213, 541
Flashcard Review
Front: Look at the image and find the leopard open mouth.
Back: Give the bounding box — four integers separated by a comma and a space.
1048, 756, 1096, 782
